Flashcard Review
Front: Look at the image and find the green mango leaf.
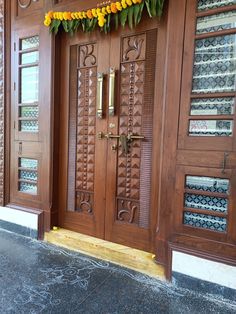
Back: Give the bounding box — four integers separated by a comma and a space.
73, 19, 80, 32
137, 2, 144, 24
120, 8, 128, 27
128, 5, 134, 29
114, 13, 119, 30
81, 19, 86, 32
157, 0, 165, 17
62, 20, 69, 32
145, 0, 152, 17
107, 13, 111, 32
134, 4, 140, 27
150, 0, 157, 17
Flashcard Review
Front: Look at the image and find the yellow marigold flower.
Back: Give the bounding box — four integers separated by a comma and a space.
57, 12, 62, 20
44, 17, 51, 27
53, 12, 57, 19
96, 8, 101, 15
106, 5, 111, 14
136, 0, 142, 3
126, 0, 133, 6
92, 8, 97, 17
98, 13, 106, 27
111, 3, 118, 13
82, 11, 87, 19
102, 7, 107, 15
78, 12, 83, 19
121, 0, 127, 9
116, 2, 122, 11
87, 10, 93, 19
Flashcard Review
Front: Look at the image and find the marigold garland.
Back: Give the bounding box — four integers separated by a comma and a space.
44, 0, 165, 35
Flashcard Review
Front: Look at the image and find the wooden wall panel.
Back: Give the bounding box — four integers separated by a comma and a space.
0, 0, 4, 205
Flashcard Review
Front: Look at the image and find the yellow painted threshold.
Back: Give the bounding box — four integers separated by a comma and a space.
45, 228, 165, 280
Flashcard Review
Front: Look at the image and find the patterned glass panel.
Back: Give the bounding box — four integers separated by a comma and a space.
19, 182, 37, 194
21, 51, 39, 65
190, 97, 235, 115
20, 106, 39, 118
20, 66, 39, 103
189, 120, 233, 136
20, 36, 39, 50
196, 11, 236, 34
20, 120, 38, 132
186, 176, 229, 194
19, 170, 37, 181
19, 158, 38, 170
184, 211, 227, 232
184, 193, 228, 213
198, 0, 236, 11
192, 34, 236, 93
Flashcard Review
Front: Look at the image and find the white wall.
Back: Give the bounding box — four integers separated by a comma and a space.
0, 206, 38, 230
172, 251, 236, 290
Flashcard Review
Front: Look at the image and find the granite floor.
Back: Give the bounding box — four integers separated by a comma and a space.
0, 228, 235, 314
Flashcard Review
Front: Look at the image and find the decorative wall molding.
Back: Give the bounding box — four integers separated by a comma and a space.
18, 0, 39, 9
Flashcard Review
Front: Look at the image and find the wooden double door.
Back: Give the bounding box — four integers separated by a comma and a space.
58, 18, 161, 252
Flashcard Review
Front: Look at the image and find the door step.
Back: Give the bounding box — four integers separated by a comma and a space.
45, 228, 165, 280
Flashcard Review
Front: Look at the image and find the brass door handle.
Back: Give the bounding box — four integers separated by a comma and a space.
97, 73, 104, 119
108, 68, 115, 116
98, 132, 145, 141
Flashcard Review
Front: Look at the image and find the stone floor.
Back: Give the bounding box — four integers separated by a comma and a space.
0, 229, 235, 314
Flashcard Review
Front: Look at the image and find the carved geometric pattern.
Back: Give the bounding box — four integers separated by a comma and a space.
0, 0, 4, 205
117, 199, 139, 224
117, 61, 144, 201
116, 34, 147, 225
79, 44, 97, 68
122, 34, 146, 62
76, 67, 97, 194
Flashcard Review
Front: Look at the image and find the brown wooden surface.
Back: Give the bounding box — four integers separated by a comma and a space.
4, 0, 236, 276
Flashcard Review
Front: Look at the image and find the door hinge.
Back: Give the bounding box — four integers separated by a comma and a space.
14, 42, 16, 51
14, 82, 16, 91
13, 121, 16, 129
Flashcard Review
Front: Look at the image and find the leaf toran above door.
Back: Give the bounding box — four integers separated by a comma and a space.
44, 0, 165, 35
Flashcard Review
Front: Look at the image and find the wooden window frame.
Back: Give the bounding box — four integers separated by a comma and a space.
178, 1, 236, 152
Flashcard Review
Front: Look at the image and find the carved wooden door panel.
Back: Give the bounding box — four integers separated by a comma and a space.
105, 22, 158, 251
58, 32, 109, 238
59, 19, 159, 252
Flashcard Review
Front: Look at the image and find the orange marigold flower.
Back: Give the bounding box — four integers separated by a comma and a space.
47, 11, 54, 19
111, 3, 118, 13
87, 10, 93, 19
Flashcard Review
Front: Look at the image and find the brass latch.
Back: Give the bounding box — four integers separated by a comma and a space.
97, 132, 145, 154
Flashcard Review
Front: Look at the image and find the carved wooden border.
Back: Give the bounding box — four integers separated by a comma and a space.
0, 0, 4, 205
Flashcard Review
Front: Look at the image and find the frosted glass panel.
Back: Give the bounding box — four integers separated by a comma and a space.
184, 193, 228, 213
20, 106, 39, 118
192, 35, 236, 93
186, 176, 229, 194
19, 182, 37, 194
21, 36, 39, 50
19, 158, 38, 170
19, 170, 37, 182
20, 66, 39, 103
21, 51, 39, 65
190, 98, 235, 115
20, 120, 38, 132
189, 120, 233, 136
184, 211, 227, 232
196, 10, 236, 34
198, 0, 236, 11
